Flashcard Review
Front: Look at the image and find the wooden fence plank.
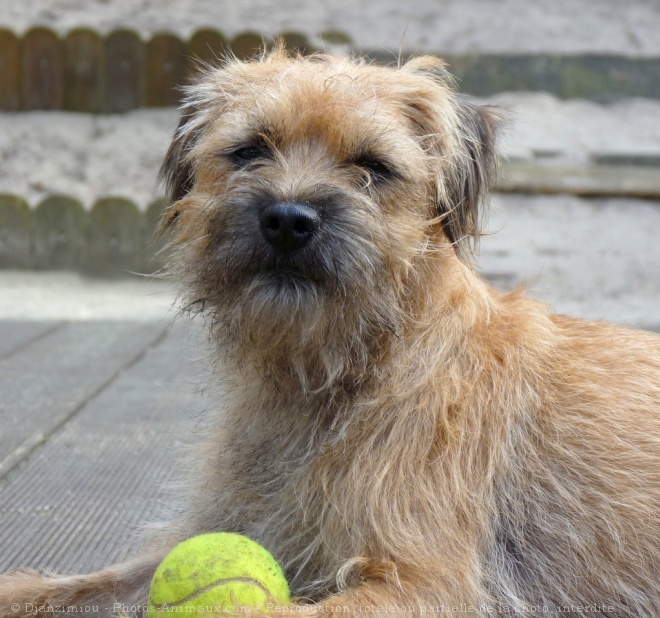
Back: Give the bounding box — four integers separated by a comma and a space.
279, 31, 312, 55
0, 194, 31, 268
104, 29, 144, 112
146, 33, 186, 107
0, 29, 20, 110
230, 32, 264, 60
64, 28, 104, 112
33, 195, 86, 270
188, 29, 227, 72
87, 197, 145, 276
22, 27, 64, 110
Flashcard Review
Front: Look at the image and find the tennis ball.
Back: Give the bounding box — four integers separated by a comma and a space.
147, 532, 290, 617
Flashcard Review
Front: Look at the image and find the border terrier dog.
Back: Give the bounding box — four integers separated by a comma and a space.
1, 47, 659, 617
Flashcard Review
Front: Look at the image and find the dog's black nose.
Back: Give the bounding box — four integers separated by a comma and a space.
259, 202, 320, 251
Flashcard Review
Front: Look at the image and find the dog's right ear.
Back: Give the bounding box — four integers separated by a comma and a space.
399, 56, 500, 260
441, 101, 500, 258
158, 103, 208, 231
161, 108, 199, 203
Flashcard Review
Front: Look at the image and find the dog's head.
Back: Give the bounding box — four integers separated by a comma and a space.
160, 48, 498, 388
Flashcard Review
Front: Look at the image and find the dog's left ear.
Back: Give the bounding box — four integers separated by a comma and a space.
442, 100, 500, 259
400, 56, 500, 259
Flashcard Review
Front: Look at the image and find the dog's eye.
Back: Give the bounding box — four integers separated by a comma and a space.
230, 145, 267, 166
358, 159, 393, 181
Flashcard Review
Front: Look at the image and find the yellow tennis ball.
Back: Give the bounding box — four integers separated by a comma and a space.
146, 532, 290, 617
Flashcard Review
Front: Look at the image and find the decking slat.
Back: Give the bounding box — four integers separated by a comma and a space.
0, 323, 201, 573
0, 321, 61, 359
0, 321, 167, 476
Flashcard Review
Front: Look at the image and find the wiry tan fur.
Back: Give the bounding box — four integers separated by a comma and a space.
1, 48, 659, 617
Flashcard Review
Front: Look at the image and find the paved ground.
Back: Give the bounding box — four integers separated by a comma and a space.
0, 319, 203, 573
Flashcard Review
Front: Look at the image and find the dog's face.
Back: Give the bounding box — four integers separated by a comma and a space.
161, 49, 498, 386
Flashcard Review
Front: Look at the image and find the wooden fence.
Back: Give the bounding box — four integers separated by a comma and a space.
0, 28, 325, 112
2, 27, 660, 111
0, 194, 167, 275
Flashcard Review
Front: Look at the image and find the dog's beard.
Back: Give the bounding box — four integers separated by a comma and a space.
182, 189, 407, 391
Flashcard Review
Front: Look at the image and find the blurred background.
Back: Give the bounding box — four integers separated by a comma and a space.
0, 0, 659, 326
1, 0, 660, 576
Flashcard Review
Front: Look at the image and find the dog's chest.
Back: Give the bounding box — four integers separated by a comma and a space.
222, 407, 357, 596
